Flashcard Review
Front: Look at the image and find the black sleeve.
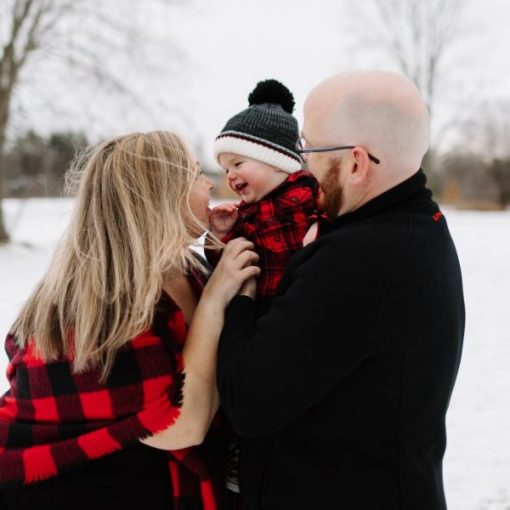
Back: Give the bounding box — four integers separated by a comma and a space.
217, 239, 391, 438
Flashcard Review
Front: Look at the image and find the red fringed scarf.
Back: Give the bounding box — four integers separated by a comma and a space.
0, 276, 226, 509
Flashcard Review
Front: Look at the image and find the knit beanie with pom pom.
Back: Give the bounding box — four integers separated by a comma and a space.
213, 79, 303, 173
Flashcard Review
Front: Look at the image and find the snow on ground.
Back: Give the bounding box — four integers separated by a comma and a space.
0, 198, 509, 509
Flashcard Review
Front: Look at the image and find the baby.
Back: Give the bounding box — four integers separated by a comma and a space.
208, 79, 322, 315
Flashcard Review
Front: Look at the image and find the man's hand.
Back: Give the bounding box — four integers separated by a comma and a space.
209, 203, 239, 238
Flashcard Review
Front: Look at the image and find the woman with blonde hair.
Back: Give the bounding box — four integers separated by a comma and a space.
0, 131, 259, 510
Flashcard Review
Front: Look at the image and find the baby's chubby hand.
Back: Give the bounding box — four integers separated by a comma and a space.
303, 221, 318, 247
209, 203, 239, 238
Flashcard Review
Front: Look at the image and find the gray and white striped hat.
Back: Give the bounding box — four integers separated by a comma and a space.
214, 79, 303, 174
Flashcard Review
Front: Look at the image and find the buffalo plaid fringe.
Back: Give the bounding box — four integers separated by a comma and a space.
0, 274, 225, 510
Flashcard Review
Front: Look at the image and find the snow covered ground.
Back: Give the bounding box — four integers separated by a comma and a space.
0, 198, 509, 509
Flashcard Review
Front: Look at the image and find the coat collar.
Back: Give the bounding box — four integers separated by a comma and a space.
320, 169, 433, 234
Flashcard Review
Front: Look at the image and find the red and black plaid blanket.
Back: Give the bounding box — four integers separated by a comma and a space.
0, 274, 225, 509
208, 170, 322, 314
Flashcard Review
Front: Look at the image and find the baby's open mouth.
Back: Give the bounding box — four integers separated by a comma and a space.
235, 183, 247, 193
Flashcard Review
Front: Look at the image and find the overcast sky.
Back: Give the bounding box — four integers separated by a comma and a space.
12, 0, 510, 170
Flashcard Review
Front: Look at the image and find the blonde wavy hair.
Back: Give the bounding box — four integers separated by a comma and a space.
12, 131, 209, 379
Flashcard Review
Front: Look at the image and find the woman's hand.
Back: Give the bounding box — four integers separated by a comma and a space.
238, 277, 257, 300
203, 238, 260, 306
142, 240, 258, 451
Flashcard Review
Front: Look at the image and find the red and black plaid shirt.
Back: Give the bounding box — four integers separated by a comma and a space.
208, 170, 321, 314
0, 271, 226, 509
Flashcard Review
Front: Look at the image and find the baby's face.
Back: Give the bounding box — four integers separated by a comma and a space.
218, 153, 288, 204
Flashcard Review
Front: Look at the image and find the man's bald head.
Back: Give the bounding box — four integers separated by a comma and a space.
304, 70, 430, 180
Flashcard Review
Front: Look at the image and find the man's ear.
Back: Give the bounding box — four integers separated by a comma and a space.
350, 147, 370, 183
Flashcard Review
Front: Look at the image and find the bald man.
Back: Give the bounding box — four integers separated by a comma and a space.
217, 71, 465, 510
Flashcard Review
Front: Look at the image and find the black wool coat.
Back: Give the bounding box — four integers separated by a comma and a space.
217, 170, 465, 510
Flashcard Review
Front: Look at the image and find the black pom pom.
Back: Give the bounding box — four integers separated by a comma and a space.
248, 79, 295, 114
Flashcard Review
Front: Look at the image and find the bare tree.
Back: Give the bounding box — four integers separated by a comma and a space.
347, 0, 467, 118
0, 0, 188, 244
343, 0, 469, 177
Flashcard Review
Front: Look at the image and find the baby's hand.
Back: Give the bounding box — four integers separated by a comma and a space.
303, 221, 318, 247
209, 203, 239, 238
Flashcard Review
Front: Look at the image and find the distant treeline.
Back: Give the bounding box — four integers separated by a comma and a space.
3, 131, 89, 198
3, 130, 510, 209
437, 152, 510, 210
2, 131, 227, 200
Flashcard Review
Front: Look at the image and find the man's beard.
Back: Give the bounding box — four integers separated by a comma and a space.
318, 160, 344, 220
